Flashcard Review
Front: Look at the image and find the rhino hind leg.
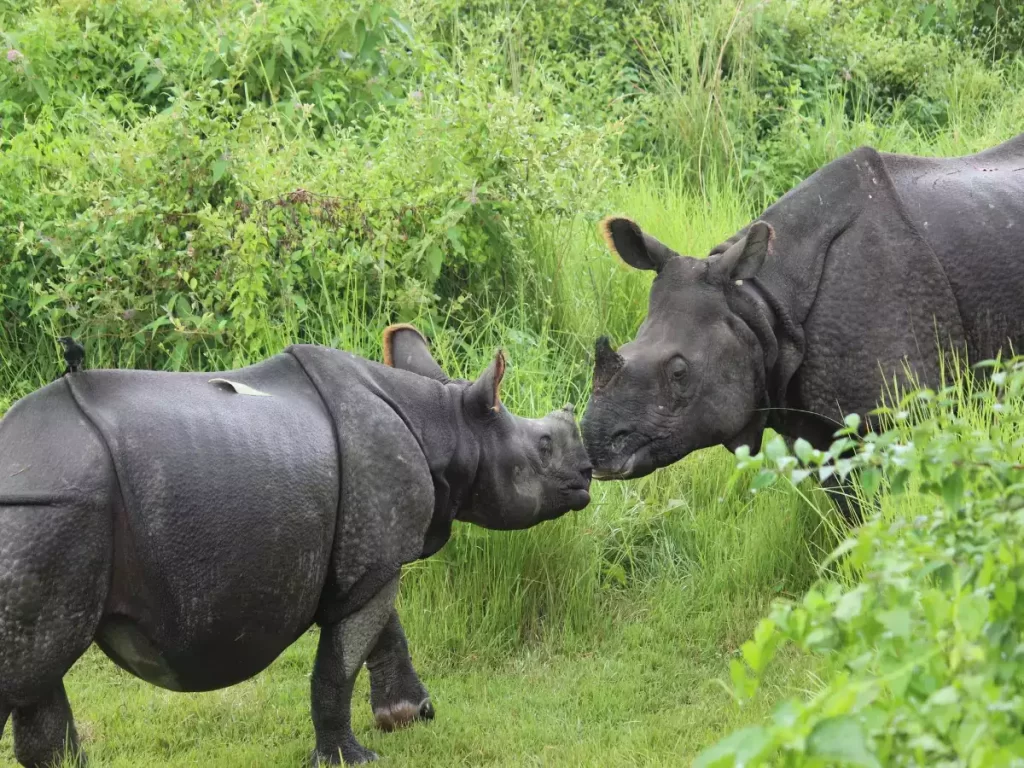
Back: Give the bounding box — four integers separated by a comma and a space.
0, 499, 112, 768
311, 578, 401, 765
366, 610, 433, 732
11, 684, 83, 768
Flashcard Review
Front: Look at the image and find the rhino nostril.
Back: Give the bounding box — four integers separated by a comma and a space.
580, 466, 593, 482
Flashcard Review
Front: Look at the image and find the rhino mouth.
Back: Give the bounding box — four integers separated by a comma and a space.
592, 440, 653, 481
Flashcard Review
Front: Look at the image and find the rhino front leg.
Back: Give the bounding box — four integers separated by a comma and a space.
366, 610, 434, 732
311, 578, 401, 765
820, 471, 863, 524
782, 434, 863, 524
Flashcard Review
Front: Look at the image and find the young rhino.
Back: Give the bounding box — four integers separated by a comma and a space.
0, 326, 592, 767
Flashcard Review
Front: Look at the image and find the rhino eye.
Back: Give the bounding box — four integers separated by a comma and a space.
667, 356, 688, 381
538, 435, 553, 465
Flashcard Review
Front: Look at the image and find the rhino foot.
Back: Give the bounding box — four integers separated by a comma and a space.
373, 697, 434, 732
312, 740, 378, 766
10, 684, 87, 768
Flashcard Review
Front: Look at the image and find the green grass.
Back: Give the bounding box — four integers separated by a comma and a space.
37, 615, 821, 767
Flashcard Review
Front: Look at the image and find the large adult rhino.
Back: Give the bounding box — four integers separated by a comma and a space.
0, 326, 592, 767
581, 134, 1024, 504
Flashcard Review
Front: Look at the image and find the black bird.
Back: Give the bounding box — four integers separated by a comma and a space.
57, 336, 85, 377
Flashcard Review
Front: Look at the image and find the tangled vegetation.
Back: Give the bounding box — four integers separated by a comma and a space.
700, 359, 1024, 766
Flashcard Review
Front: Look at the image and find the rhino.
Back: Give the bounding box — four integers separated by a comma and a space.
0, 325, 593, 767
581, 133, 1024, 509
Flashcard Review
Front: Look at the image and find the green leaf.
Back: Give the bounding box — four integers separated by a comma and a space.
29, 292, 60, 316
859, 468, 882, 499
793, 437, 814, 463
928, 686, 959, 707
142, 70, 164, 96
729, 659, 757, 700
391, 16, 413, 41
264, 54, 276, 86
878, 607, 912, 638
603, 562, 627, 587
694, 726, 772, 768
820, 537, 859, 571
168, 337, 189, 372
941, 471, 965, 510
996, 581, 1016, 612
741, 639, 761, 672
958, 593, 988, 639
791, 468, 812, 485
212, 160, 229, 184
806, 716, 881, 768
834, 587, 865, 623
764, 435, 788, 464
424, 243, 444, 280
751, 469, 777, 491
446, 226, 465, 256
889, 469, 911, 495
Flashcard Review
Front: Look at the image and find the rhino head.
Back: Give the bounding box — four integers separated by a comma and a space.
384, 325, 593, 528
580, 217, 777, 480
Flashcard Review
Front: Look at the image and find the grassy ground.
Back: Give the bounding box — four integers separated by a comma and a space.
41, 609, 822, 767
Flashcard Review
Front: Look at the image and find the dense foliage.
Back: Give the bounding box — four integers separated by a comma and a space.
699, 359, 1024, 767
3, 0, 1023, 373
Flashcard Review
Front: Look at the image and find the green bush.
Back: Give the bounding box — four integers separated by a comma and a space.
0, 0, 623, 370
698, 358, 1024, 767
0, 0, 424, 132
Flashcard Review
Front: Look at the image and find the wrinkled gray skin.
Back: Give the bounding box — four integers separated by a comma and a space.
0, 326, 592, 767
582, 134, 1024, 515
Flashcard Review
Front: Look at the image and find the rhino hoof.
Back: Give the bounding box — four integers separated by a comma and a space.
312, 743, 378, 765
373, 698, 434, 732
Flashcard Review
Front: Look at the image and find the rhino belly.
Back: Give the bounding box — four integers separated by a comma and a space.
71, 357, 341, 692
95, 591, 318, 692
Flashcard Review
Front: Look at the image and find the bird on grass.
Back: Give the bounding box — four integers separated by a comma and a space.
57, 336, 85, 377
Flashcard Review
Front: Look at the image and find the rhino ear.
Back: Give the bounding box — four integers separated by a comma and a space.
599, 216, 679, 273
382, 324, 450, 382
466, 350, 506, 416
708, 221, 773, 282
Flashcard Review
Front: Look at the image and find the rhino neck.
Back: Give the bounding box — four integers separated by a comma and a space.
714, 147, 884, 431
723, 280, 781, 451
359, 364, 481, 558
413, 391, 481, 558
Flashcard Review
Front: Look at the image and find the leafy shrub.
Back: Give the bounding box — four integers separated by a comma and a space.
0, 77, 621, 368
0, 0, 424, 134
698, 358, 1024, 767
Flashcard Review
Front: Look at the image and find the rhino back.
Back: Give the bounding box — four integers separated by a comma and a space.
68, 354, 338, 691
882, 135, 1024, 361
737, 147, 965, 430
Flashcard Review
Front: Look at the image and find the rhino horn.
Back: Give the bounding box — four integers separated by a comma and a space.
593, 336, 625, 392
